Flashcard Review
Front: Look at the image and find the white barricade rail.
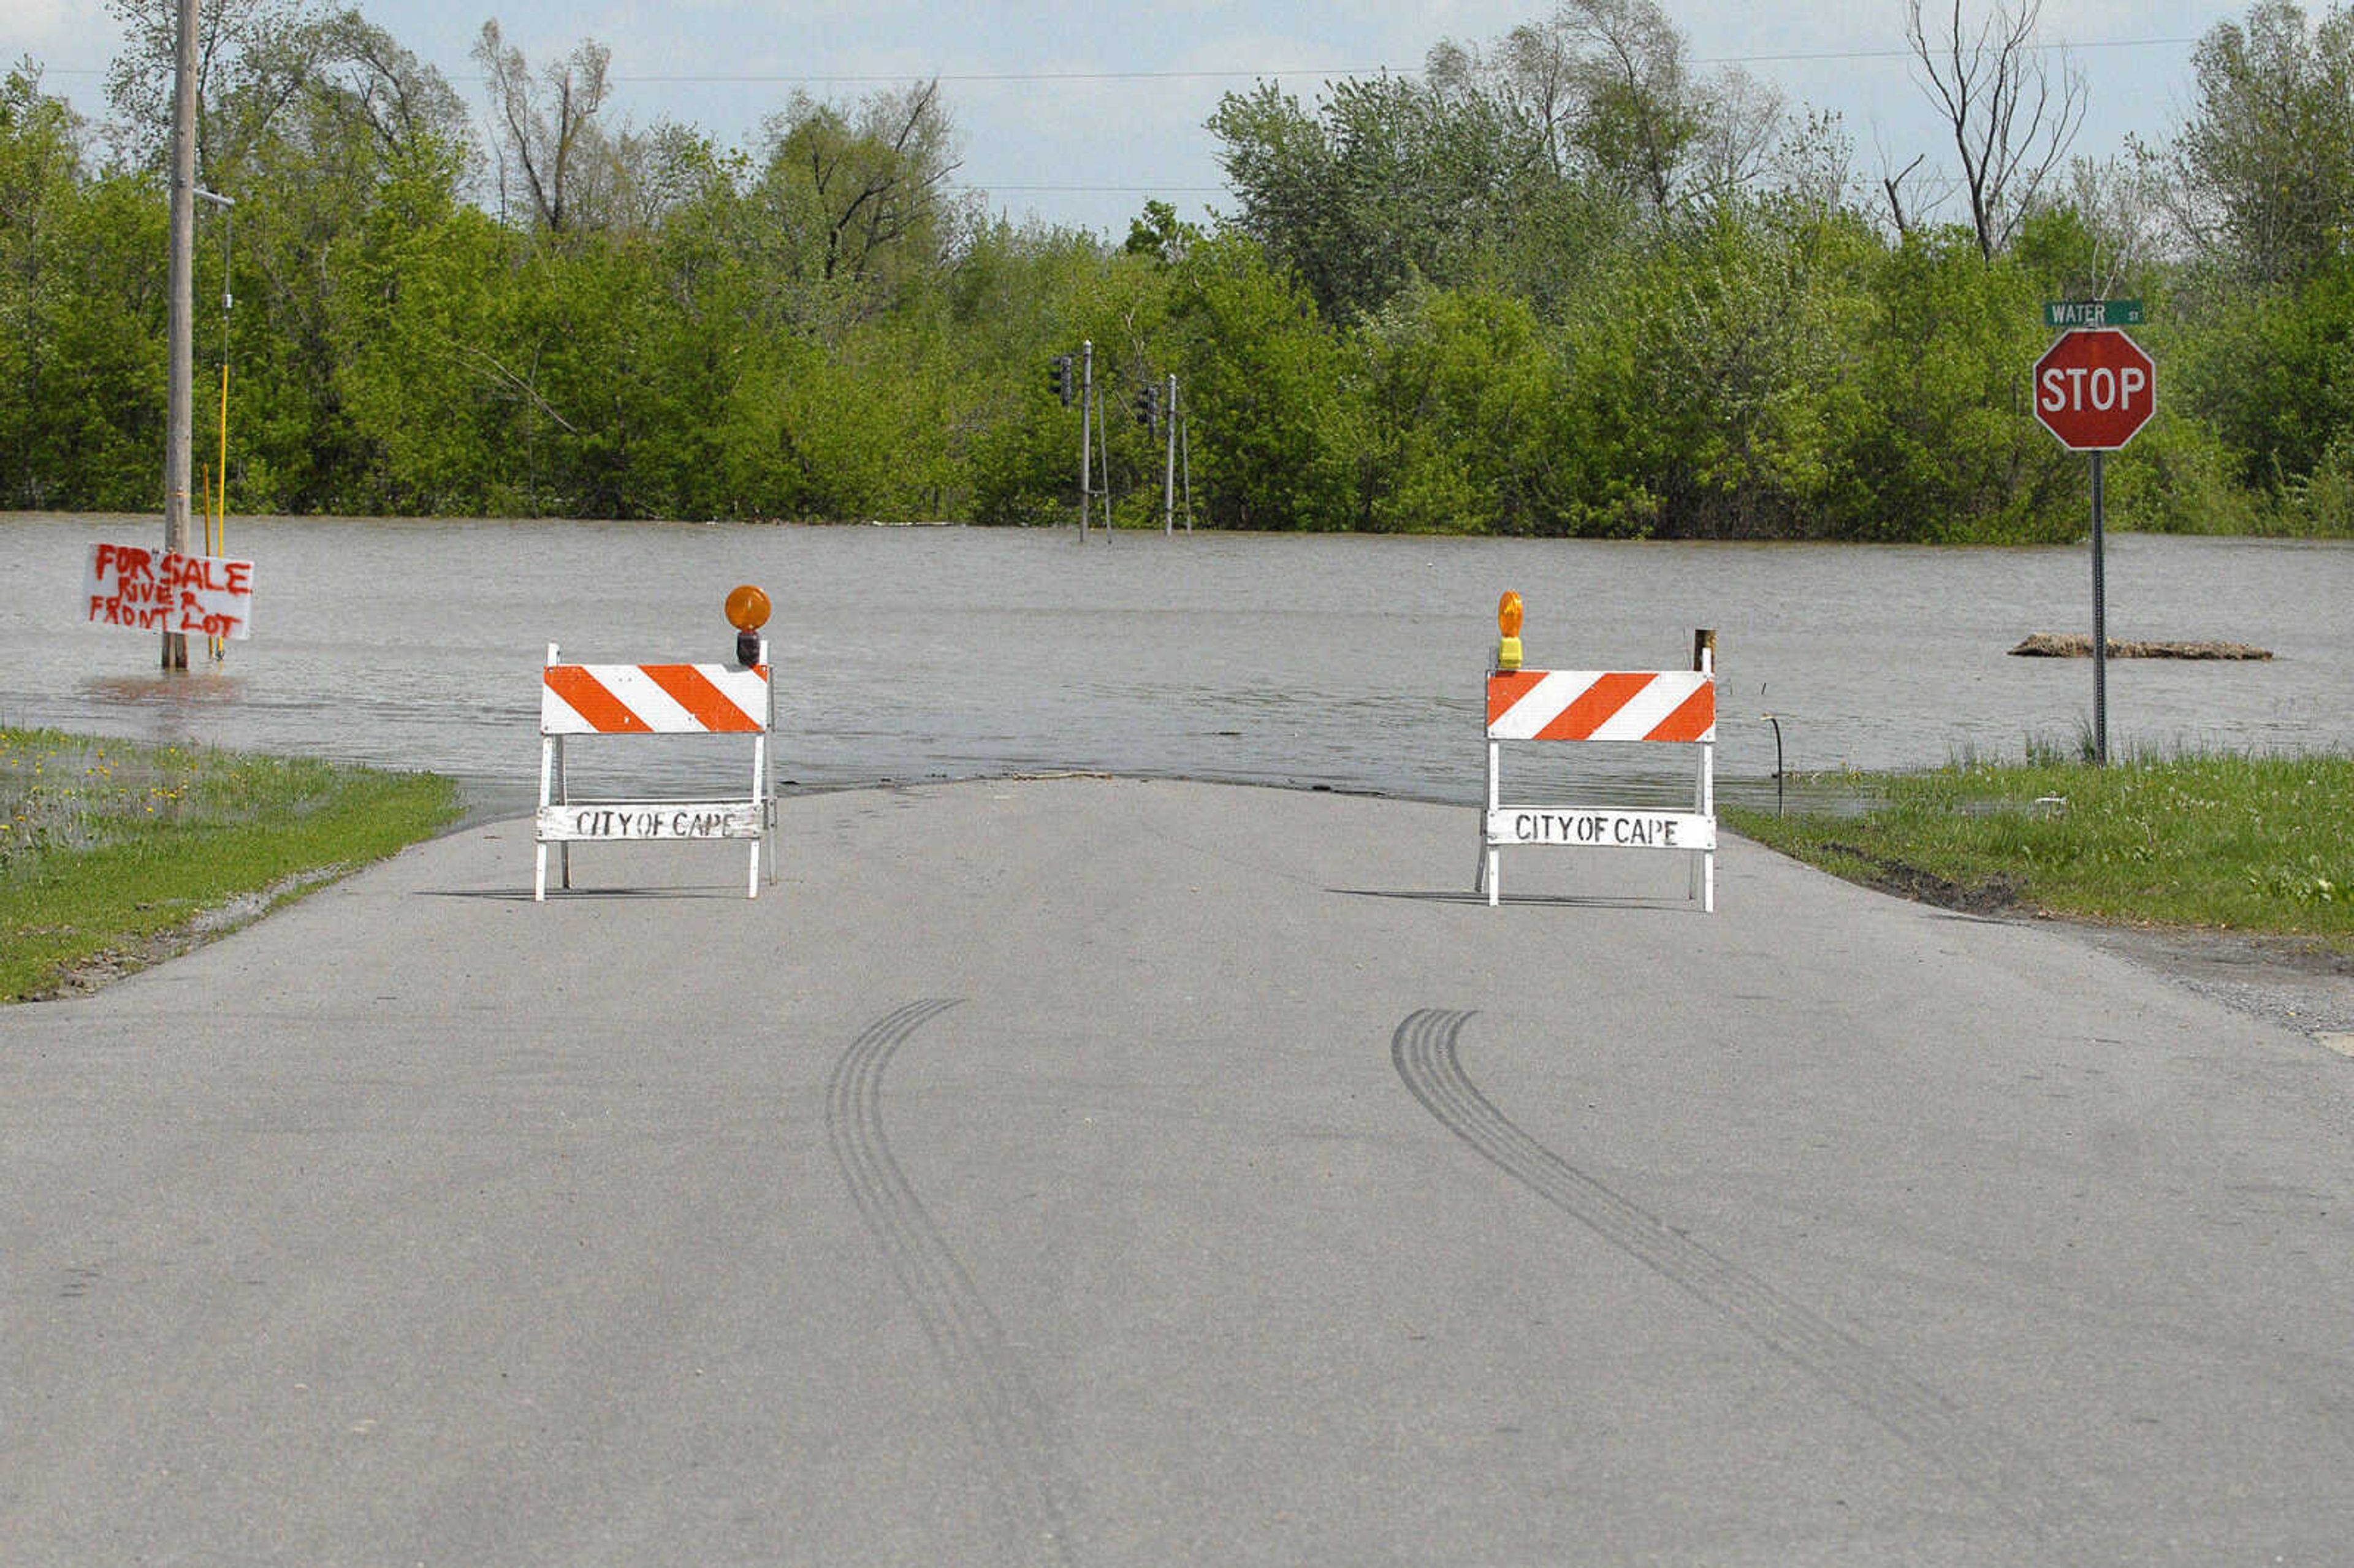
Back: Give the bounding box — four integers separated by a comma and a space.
1478, 649, 1716, 911
535, 641, 774, 900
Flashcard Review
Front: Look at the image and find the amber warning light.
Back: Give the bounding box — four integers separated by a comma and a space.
726, 583, 771, 666
1496, 591, 1523, 672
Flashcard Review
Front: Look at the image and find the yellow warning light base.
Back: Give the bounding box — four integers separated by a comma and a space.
1496, 636, 1523, 672
725, 583, 772, 631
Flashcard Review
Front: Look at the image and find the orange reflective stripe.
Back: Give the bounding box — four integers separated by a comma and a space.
642, 664, 763, 732
1487, 670, 1544, 728
1544, 671, 1656, 740
544, 666, 650, 733
1647, 680, 1716, 742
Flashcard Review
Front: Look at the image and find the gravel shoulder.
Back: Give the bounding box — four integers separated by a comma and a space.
2056, 916, 2354, 1046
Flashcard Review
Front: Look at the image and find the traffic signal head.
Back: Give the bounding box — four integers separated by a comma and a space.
1133, 384, 1159, 428
1049, 355, 1073, 406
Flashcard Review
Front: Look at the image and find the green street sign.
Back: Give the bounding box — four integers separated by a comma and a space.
2045, 299, 2145, 329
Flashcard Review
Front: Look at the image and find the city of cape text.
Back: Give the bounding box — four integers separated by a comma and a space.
535, 802, 763, 842
1487, 808, 1717, 851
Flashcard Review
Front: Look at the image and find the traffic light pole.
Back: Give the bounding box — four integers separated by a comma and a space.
1095, 384, 1111, 533
1179, 407, 1194, 531
1162, 373, 1178, 535
1079, 340, 1094, 539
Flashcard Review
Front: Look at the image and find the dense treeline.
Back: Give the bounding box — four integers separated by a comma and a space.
5, 0, 2354, 539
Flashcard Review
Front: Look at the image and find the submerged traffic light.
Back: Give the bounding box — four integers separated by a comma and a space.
1048, 355, 1073, 406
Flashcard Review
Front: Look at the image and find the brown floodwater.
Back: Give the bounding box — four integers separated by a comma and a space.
6, 514, 2347, 816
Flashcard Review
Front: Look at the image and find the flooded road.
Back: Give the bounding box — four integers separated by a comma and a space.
5, 514, 2346, 813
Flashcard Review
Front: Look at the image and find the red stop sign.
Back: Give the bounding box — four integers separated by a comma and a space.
2033, 328, 2155, 450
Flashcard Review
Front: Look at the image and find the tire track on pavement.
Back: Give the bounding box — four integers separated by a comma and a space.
825, 999, 1076, 1566
1392, 1008, 2068, 1534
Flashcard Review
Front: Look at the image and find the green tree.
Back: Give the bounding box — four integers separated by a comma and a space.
1844, 229, 2076, 539
1344, 286, 1571, 533
956, 221, 1126, 525
1207, 74, 1518, 321
754, 81, 969, 317
1552, 205, 1886, 537
2174, 261, 2354, 493
1425, 0, 1792, 221
0, 61, 170, 509
1164, 234, 1352, 528
31, 169, 172, 508
1123, 199, 1201, 267
2149, 1, 2354, 287
1555, 0, 1707, 213
0, 66, 90, 506
100, 0, 308, 173
219, 27, 470, 506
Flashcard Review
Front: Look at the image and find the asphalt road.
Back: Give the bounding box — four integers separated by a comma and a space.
4, 778, 2350, 1566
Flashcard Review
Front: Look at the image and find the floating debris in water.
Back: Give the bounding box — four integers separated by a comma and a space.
2009, 633, 2272, 660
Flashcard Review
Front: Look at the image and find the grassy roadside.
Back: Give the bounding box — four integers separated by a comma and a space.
1724, 750, 2354, 954
1, 727, 463, 1002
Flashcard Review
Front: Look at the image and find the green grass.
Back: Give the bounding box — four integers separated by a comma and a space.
1724, 748, 2354, 951
1, 727, 463, 1002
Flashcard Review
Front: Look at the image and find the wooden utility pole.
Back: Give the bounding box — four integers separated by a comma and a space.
162, 0, 199, 671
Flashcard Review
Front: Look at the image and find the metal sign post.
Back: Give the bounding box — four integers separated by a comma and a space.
2090, 451, 2108, 764
2032, 319, 2154, 766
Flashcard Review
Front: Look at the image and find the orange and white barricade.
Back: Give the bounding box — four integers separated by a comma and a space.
535, 642, 774, 900
1478, 645, 1716, 911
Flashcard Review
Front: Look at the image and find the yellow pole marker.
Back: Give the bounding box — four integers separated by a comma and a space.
1496, 590, 1523, 672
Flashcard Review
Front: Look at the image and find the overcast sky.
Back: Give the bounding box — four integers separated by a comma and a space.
5, 1, 2234, 236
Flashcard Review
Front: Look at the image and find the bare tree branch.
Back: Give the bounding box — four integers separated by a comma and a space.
1904, 0, 2085, 261
1882, 151, 1929, 238
473, 22, 611, 235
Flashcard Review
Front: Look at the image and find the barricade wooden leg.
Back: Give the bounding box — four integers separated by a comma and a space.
1696, 731, 1716, 913
1485, 737, 1502, 906
746, 732, 766, 899
535, 732, 554, 901
555, 736, 571, 890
